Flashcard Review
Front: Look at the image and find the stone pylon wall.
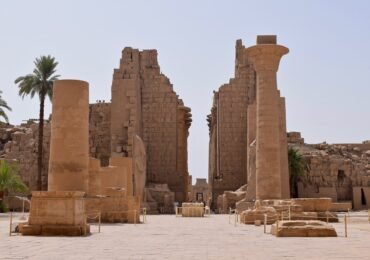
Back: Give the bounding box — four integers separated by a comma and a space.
89, 102, 111, 166
208, 40, 256, 205
110, 48, 191, 202
1, 48, 191, 204
208, 37, 291, 207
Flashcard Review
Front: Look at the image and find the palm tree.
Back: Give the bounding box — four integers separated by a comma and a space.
0, 160, 28, 212
0, 90, 11, 123
288, 147, 306, 198
15, 55, 59, 191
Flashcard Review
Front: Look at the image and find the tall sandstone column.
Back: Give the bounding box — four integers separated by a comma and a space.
48, 80, 89, 192
245, 36, 289, 200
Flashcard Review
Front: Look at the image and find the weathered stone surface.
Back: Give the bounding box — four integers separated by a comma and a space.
330, 202, 352, 212
217, 184, 248, 213
290, 135, 370, 210
208, 40, 254, 207
271, 220, 337, 237
1, 48, 191, 214
240, 205, 278, 225
21, 80, 91, 236
48, 80, 89, 192
208, 36, 290, 209
291, 198, 332, 212
23, 191, 88, 236
181, 202, 205, 217
144, 183, 175, 214
0, 121, 50, 193
89, 103, 111, 166
110, 48, 191, 204
246, 37, 289, 200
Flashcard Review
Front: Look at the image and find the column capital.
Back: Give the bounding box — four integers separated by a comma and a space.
245, 44, 289, 72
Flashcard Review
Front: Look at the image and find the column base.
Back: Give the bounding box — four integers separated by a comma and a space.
20, 223, 90, 236
20, 191, 89, 236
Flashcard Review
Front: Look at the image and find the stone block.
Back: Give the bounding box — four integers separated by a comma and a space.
256, 35, 277, 45
22, 191, 89, 236
271, 220, 337, 237
240, 206, 278, 225
291, 198, 332, 212
182, 203, 204, 217
330, 202, 352, 212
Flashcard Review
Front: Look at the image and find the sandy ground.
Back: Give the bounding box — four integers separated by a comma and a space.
0, 212, 370, 260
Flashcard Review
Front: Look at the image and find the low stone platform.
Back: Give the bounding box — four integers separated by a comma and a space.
181, 203, 204, 217
271, 220, 337, 237
290, 198, 332, 212
19, 223, 90, 236
240, 206, 278, 225
330, 201, 352, 212
20, 191, 89, 236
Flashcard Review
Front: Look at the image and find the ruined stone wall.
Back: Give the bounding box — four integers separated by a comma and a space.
89, 102, 111, 166
1, 47, 191, 207
0, 121, 50, 191
208, 37, 292, 207
0, 105, 111, 193
177, 106, 192, 202
289, 132, 370, 210
110, 48, 191, 202
208, 40, 256, 206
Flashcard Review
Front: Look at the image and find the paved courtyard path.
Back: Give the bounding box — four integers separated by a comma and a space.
1, 213, 370, 259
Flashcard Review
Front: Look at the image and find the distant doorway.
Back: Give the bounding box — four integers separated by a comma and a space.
361, 188, 367, 206
336, 170, 353, 201
196, 192, 203, 202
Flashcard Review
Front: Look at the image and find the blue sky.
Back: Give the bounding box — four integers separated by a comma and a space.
1, 1, 370, 181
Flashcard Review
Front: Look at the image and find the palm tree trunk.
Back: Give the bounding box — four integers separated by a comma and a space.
37, 95, 45, 191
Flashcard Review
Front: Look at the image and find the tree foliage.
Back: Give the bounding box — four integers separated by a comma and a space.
0, 160, 28, 195
15, 55, 59, 190
288, 147, 306, 198
0, 90, 11, 123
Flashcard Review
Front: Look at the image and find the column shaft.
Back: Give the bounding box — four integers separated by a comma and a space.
256, 70, 282, 199
48, 80, 89, 192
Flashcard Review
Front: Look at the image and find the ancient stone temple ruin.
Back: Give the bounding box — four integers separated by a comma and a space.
208, 35, 290, 209
1, 47, 192, 213
108, 48, 192, 203
288, 132, 370, 210
20, 80, 143, 236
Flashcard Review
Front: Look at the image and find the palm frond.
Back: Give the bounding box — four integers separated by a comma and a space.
0, 161, 28, 193
15, 55, 59, 101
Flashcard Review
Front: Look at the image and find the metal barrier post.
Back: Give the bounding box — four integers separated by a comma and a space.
9, 211, 13, 237
229, 208, 231, 224
368, 209, 370, 222
326, 211, 329, 223
344, 214, 348, 238
288, 206, 291, 221
98, 212, 101, 233
134, 210, 137, 226
264, 214, 267, 233
84, 214, 87, 236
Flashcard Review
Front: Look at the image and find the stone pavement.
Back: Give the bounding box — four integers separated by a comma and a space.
1, 212, 370, 260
